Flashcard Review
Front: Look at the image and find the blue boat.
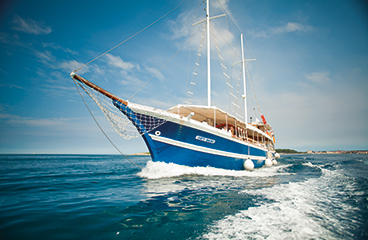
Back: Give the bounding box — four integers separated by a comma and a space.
71, 0, 279, 170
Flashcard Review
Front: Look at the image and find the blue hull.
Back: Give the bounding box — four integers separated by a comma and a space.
114, 101, 267, 170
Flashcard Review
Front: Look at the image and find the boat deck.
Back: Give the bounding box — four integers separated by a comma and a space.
167, 104, 274, 150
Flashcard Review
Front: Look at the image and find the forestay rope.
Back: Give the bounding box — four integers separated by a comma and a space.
72, 0, 188, 169
128, 25, 201, 101
72, 79, 143, 169
73, 0, 188, 73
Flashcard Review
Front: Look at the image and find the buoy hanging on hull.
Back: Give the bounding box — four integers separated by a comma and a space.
244, 159, 254, 171
265, 158, 273, 167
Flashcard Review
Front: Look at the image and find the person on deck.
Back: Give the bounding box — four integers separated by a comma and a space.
229, 127, 235, 137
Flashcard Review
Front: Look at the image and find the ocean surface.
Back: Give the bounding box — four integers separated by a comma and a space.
0, 154, 367, 240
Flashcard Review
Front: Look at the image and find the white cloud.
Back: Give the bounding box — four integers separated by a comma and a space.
247, 30, 268, 38
0, 32, 22, 46
115, 70, 143, 86
165, 0, 233, 41
265, 67, 368, 151
133, 96, 176, 110
271, 22, 313, 34
145, 67, 165, 81
9, 85, 24, 89
12, 14, 52, 35
0, 84, 24, 89
58, 60, 88, 73
105, 54, 136, 71
212, 0, 229, 10
42, 42, 78, 54
212, 0, 240, 30
40, 84, 77, 98
0, 111, 69, 127
33, 50, 55, 62
93, 65, 106, 75
305, 71, 332, 83
167, 11, 194, 40
249, 22, 314, 38
11, 117, 67, 127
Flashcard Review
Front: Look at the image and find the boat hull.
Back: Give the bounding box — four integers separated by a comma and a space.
114, 101, 268, 170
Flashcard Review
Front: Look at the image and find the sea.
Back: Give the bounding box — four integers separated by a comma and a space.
0, 154, 367, 240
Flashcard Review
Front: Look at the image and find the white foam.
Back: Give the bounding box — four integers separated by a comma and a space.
202, 168, 359, 240
137, 161, 294, 200
302, 161, 317, 167
363, 158, 368, 166
137, 160, 290, 179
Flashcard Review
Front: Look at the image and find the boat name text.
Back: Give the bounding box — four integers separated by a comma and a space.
195, 135, 215, 144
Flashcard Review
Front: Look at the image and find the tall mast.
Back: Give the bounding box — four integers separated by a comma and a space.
206, 0, 211, 107
234, 34, 255, 122
192, 0, 225, 107
241, 34, 247, 122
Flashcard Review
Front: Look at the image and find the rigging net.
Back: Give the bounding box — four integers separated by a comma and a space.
75, 79, 166, 140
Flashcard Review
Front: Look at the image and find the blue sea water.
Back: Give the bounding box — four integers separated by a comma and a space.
0, 154, 367, 240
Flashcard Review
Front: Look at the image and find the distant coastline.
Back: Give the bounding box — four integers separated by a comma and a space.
276, 149, 368, 154
129, 150, 368, 156
1, 150, 366, 156
129, 152, 150, 156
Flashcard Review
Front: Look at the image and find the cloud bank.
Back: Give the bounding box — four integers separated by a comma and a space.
12, 14, 52, 35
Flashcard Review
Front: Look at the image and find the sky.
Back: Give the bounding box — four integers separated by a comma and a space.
0, 0, 367, 154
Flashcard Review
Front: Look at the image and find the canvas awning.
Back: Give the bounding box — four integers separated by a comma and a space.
166, 104, 270, 139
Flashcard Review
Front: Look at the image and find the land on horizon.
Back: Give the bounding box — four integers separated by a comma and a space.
276, 149, 368, 154
1, 149, 368, 155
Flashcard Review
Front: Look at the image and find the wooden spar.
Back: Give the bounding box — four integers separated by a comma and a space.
71, 72, 128, 105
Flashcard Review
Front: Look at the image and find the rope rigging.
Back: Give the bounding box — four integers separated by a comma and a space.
214, 0, 267, 120
128, 25, 202, 101
71, 0, 271, 169
72, 78, 143, 169
71, 0, 190, 169
73, 0, 188, 73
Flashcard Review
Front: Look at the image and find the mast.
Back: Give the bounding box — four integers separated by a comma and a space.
241, 34, 247, 122
206, 0, 211, 107
232, 34, 255, 123
193, 0, 225, 107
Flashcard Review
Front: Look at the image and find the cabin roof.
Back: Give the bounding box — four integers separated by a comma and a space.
166, 104, 270, 138
167, 104, 240, 125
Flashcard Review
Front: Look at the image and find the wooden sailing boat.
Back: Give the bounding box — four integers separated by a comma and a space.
71, 0, 279, 170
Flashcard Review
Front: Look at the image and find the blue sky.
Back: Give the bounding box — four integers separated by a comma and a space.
0, 0, 367, 154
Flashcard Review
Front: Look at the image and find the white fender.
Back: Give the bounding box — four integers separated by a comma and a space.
272, 159, 278, 165
275, 153, 280, 159
244, 159, 254, 171
265, 158, 273, 167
